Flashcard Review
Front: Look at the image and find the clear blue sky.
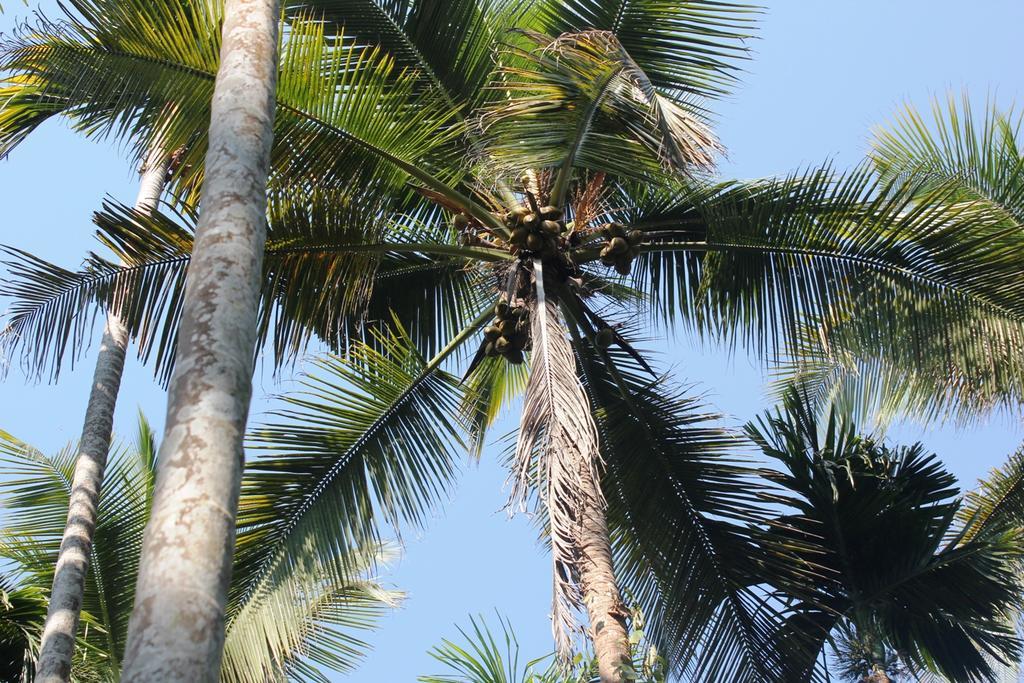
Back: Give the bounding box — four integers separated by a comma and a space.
0, 2, 1022, 681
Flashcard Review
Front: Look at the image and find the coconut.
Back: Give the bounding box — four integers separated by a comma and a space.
484, 325, 501, 340
495, 336, 511, 354
499, 320, 517, 336
526, 233, 545, 251
627, 230, 644, 245
540, 205, 562, 220
495, 301, 510, 318
453, 213, 470, 230
510, 227, 529, 247
608, 222, 627, 238
594, 328, 615, 349
541, 220, 561, 235
484, 341, 497, 357
609, 236, 629, 255
505, 348, 525, 365
614, 257, 631, 276
523, 213, 539, 228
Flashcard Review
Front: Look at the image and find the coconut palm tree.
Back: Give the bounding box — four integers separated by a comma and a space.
3, 1, 1024, 680
747, 390, 1024, 682
0, 415, 402, 682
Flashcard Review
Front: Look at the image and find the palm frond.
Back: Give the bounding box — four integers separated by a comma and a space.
237, 324, 465, 637
478, 30, 715, 189
511, 261, 600, 659
531, 0, 758, 100
870, 93, 1024, 225
0, 1, 471, 211
0, 190, 498, 381
621, 164, 1024, 421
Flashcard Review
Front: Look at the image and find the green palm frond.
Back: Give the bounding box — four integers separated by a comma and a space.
959, 446, 1024, 543
221, 542, 402, 683
290, 0, 527, 108
750, 391, 1024, 682
0, 575, 46, 683
531, 0, 758, 100
478, 30, 716, 191
0, 414, 405, 681
620, 164, 1024, 421
0, 189, 501, 381
870, 93, 1024, 224
0, 1, 475, 213
237, 324, 465, 635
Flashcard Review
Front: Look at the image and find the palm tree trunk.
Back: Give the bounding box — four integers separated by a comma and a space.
120, 1, 279, 680
35, 146, 168, 683
577, 464, 632, 683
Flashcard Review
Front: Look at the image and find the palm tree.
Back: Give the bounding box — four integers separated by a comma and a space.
34, 141, 170, 683
117, 1, 280, 680
0, 415, 402, 682
3, 1, 1024, 679
747, 390, 1024, 682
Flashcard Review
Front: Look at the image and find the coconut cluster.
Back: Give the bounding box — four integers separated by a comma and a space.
505, 205, 567, 256
483, 300, 529, 364
598, 223, 645, 275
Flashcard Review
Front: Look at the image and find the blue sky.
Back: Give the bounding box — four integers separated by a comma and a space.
0, 1, 1023, 680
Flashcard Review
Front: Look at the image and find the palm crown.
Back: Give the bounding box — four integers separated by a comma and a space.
1, 0, 1024, 680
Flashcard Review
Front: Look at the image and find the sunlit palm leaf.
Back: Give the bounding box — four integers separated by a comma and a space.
237, 324, 465, 640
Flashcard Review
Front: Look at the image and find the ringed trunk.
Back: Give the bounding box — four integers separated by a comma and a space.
120, 1, 279, 680
35, 146, 169, 683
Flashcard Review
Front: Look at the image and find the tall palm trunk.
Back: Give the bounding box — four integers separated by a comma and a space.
120, 1, 279, 680
35, 146, 169, 683
577, 462, 631, 683
516, 260, 631, 683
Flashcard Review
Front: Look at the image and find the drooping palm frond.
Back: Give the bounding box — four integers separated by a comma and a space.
530, 0, 758, 101
615, 163, 1024, 421
0, 187, 503, 381
237, 324, 465, 639
510, 261, 602, 659
561, 312, 799, 682
750, 391, 1024, 682
0, 0, 475, 213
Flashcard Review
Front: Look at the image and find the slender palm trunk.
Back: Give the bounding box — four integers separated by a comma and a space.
577, 463, 631, 683
35, 147, 168, 683
120, 2, 278, 680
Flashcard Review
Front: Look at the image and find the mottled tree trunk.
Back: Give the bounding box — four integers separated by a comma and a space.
120, 1, 278, 681
577, 453, 632, 683
35, 147, 168, 683
862, 665, 891, 683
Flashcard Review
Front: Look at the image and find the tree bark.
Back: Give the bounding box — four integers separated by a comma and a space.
35, 146, 169, 683
577, 452, 632, 683
120, 1, 278, 681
